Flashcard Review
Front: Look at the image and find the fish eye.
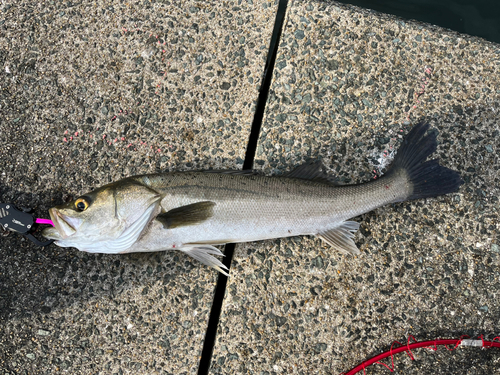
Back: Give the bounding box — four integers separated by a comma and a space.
75, 198, 89, 212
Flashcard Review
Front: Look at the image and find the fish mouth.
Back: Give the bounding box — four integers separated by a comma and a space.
43, 208, 80, 240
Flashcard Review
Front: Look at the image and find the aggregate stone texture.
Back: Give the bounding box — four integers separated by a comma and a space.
0, 1, 277, 374
211, 1, 500, 374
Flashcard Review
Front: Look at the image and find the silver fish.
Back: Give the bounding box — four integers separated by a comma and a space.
43, 123, 462, 275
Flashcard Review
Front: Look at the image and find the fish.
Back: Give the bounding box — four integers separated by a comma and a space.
43, 123, 463, 276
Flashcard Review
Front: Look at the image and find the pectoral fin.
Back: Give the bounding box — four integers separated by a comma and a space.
156, 201, 215, 229
316, 221, 360, 255
179, 244, 229, 276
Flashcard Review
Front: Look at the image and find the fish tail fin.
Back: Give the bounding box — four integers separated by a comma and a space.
387, 122, 463, 201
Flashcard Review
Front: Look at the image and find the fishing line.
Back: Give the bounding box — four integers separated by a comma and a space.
340, 335, 500, 375
35, 218, 54, 226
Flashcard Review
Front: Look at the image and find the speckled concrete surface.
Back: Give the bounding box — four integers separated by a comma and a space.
0, 1, 276, 374
211, 1, 500, 374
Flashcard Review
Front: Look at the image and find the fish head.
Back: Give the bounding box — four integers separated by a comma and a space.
42, 179, 161, 252
43, 186, 118, 243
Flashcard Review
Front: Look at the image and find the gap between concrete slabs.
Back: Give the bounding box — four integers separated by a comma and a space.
197, 1, 289, 374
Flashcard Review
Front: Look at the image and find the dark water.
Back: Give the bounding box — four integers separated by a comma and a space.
335, 0, 500, 44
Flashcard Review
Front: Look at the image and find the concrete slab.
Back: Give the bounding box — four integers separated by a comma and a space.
211, 1, 500, 374
0, 1, 277, 374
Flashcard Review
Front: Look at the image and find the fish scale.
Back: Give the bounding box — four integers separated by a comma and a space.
133, 169, 406, 241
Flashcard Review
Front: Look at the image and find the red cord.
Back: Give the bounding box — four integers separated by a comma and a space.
342, 337, 500, 375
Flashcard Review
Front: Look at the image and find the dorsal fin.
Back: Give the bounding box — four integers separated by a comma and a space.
284, 160, 339, 185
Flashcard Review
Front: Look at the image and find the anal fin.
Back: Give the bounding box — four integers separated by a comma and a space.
179, 244, 229, 276
316, 221, 360, 255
